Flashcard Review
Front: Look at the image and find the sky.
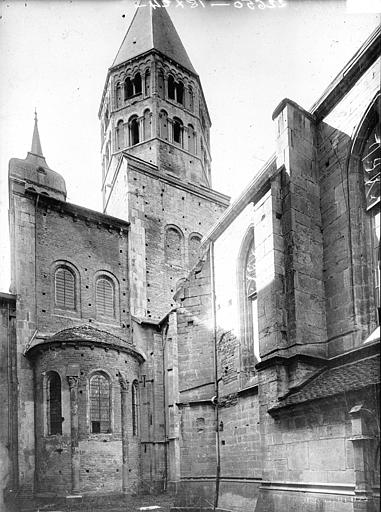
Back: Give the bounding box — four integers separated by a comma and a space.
0, 0, 379, 292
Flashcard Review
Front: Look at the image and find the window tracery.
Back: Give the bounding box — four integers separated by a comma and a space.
90, 373, 111, 434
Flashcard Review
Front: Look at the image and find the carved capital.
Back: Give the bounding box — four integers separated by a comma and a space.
118, 370, 129, 391
67, 376, 79, 388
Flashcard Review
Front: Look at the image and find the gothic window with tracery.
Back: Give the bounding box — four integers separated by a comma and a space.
55, 267, 75, 310
362, 110, 380, 321
47, 371, 62, 435
90, 373, 111, 434
239, 229, 260, 372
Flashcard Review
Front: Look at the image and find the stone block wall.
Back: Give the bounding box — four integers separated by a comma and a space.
33, 345, 140, 495
34, 199, 130, 341
0, 296, 17, 508
318, 58, 380, 356
105, 156, 228, 321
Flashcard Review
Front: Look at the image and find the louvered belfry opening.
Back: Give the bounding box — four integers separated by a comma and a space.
96, 277, 115, 318
55, 267, 75, 309
47, 372, 62, 435
90, 374, 111, 433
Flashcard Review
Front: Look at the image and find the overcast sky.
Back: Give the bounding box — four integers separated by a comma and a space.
0, 0, 379, 292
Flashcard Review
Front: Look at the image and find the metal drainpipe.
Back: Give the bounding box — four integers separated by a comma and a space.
210, 242, 221, 510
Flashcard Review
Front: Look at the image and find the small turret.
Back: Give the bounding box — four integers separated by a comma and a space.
9, 112, 67, 201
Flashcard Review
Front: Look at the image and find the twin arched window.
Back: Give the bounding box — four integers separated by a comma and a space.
47, 371, 62, 435
124, 72, 142, 100
168, 75, 184, 105
54, 266, 117, 320
90, 373, 111, 434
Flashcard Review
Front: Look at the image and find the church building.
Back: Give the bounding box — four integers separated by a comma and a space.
0, 4, 379, 512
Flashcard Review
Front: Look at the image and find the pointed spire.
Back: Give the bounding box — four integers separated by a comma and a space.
31, 109, 43, 157
113, 1, 196, 74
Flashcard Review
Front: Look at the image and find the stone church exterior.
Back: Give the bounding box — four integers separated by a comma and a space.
0, 4, 379, 512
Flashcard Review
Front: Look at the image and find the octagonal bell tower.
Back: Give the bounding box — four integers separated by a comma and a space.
99, 1, 212, 208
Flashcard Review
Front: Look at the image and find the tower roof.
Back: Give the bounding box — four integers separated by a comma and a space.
8, 113, 67, 201
31, 109, 43, 156
112, 2, 196, 74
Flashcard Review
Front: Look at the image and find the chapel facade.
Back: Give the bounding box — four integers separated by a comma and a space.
0, 4, 380, 512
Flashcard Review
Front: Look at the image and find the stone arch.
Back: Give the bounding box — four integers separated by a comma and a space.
188, 232, 202, 268
165, 225, 184, 266
159, 110, 169, 141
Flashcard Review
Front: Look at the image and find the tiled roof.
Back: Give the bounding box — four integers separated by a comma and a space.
271, 355, 380, 411
26, 325, 145, 361
49, 325, 129, 346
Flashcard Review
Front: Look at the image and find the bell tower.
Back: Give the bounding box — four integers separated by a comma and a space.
99, 2, 212, 203
99, 2, 229, 320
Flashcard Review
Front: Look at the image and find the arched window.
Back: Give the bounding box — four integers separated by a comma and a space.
115, 83, 122, 108
238, 229, 260, 377
159, 110, 168, 141
116, 119, 124, 150
158, 71, 165, 99
96, 276, 115, 319
361, 105, 380, 323
176, 81, 184, 105
47, 372, 62, 435
143, 109, 151, 141
188, 86, 194, 111
104, 106, 109, 129
132, 380, 139, 436
188, 124, 196, 154
124, 77, 134, 100
129, 115, 140, 146
168, 75, 175, 100
144, 69, 150, 97
165, 226, 183, 266
55, 267, 75, 310
189, 234, 201, 268
90, 373, 111, 433
134, 73, 142, 95
173, 117, 183, 146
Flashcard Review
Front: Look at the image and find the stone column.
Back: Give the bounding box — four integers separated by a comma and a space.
118, 371, 129, 493
67, 375, 80, 494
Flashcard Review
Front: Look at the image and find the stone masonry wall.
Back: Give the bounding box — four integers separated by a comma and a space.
318, 58, 380, 356
35, 201, 131, 341
33, 345, 140, 495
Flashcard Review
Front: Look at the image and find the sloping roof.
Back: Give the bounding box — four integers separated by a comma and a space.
270, 355, 380, 412
112, 2, 196, 74
26, 325, 145, 362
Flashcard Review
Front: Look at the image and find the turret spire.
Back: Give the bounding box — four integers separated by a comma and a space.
31, 109, 43, 157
